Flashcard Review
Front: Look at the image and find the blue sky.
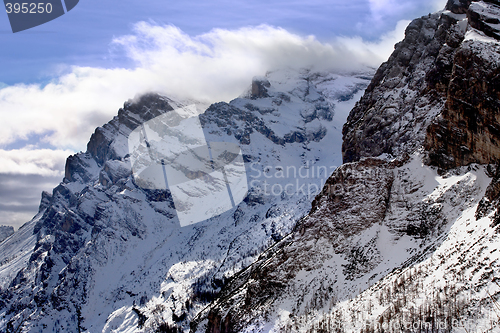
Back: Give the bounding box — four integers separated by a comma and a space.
2, 0, 366, 84
1, 0, 445, 85
0, 0, 446, 229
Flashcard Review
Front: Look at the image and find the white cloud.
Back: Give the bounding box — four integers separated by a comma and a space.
0, 147, 72, 176
336, 19, 410, 64
0, 22, 408, 152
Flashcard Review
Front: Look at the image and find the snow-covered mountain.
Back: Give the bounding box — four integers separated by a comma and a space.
0, 68, 372, 332
4, 0, 500, 331
192, 1, 500, 332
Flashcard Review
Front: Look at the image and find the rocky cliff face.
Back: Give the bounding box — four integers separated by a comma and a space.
194, 1, 500, 332
343, 0, 500, 171
425, 40, 500, 168
342, 10, 457, 163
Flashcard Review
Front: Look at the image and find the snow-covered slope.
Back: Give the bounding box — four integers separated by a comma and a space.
193, 153, 491, 332
0, 68, 372, 332
302, 164, 500, 332
194, 153, 494, 332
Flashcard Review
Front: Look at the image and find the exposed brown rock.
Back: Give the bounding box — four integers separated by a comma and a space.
250, 77, 271, 99
425, 40, 500, 169
344, 1, 500, 172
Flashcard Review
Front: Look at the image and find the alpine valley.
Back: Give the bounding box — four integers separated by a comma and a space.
2, 1, 500, 332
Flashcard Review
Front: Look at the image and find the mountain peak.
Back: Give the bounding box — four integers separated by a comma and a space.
0, 68, 371, 332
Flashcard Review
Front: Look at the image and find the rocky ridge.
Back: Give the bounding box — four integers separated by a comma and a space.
343, 0, 500, 170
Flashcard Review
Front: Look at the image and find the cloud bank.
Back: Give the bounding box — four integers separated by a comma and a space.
0, 22, 409, 152
0, 173, 61, 230
0, 147, 69, 229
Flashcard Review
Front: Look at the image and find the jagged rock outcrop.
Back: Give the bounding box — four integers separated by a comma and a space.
342, 10, 458, 163
86, 93, 175, 166
250, 77, 271, 99
343, 0, 500, 171
37, 191, 52, 213
0, 226, 14, 243
447, 0, 472, 14
468, 0, 500, 39
425, 40, 500, 169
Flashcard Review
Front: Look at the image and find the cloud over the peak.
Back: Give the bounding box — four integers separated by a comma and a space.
0, 22, 408, 152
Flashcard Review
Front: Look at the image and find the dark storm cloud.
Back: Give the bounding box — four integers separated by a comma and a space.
0, 173, 61, 230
